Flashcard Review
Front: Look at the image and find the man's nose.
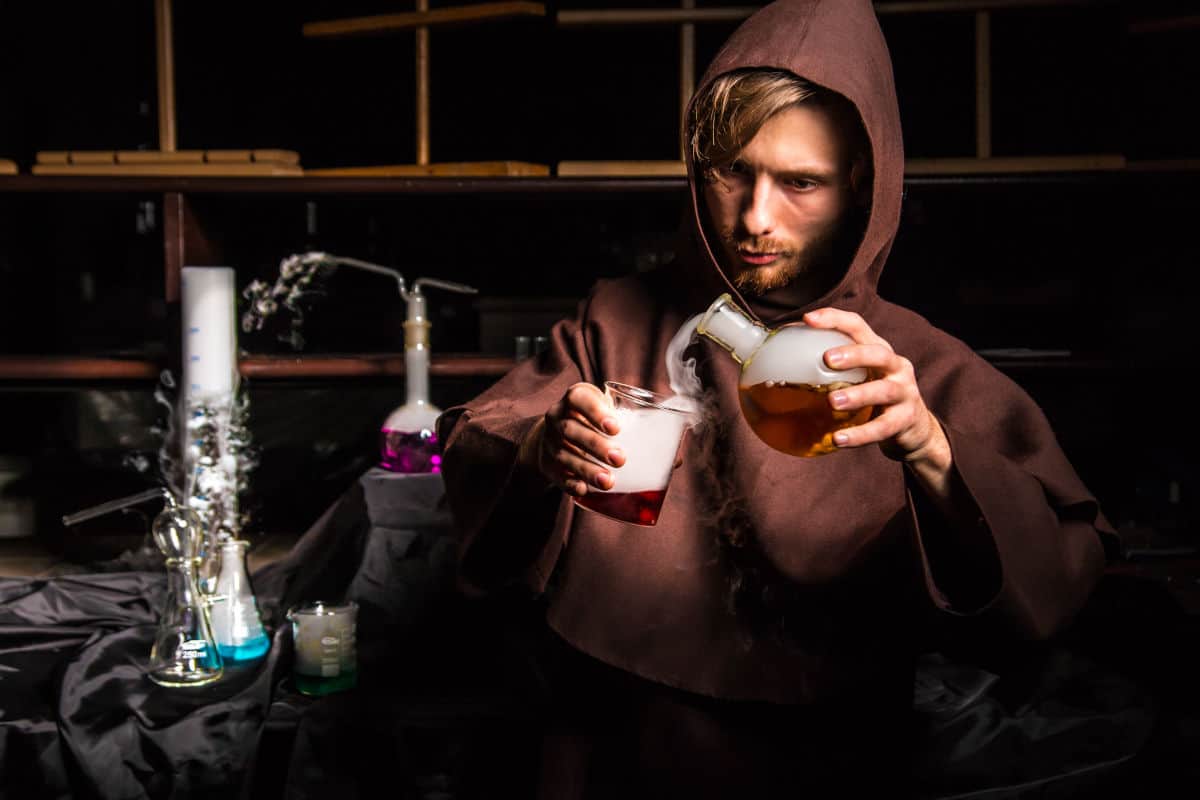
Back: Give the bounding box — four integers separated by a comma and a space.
740, 176, 776, 236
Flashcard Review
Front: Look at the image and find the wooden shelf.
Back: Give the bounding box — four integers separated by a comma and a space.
244, 353, 1125, 380
0, 354, 518, 383
984, 357, 1117, 373
0, 356, 160, 381
303, 2, 545, 39
0, 352, 1119, 384
1, 162, 1197, 195
557, 1, 1107, 26
0, 175, 687, 194
239, 353, 516, 379
906, 155, 1125, 175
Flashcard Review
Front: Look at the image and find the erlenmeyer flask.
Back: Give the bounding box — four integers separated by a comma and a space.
147, 495, 223, 687
210, 539, 270, 663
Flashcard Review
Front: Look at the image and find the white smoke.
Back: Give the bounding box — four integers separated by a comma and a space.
596, 314, 709, 495
665, 314, 704, 415
604, 406, 692, 494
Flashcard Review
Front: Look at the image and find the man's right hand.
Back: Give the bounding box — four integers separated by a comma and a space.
518, 382, 626, 497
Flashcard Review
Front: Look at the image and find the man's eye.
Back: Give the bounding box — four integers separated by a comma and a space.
788, 178, 818, 191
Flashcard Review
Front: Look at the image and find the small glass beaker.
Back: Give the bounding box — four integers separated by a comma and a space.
287, 600, 358, 696
571, 381, 696, 527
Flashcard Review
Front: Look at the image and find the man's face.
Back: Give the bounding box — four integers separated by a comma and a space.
702, 103, 858, 303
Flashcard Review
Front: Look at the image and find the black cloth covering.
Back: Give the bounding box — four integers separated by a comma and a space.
0, 471, 546, 800
0, 571, 284, 799
0, 470, 1193, 798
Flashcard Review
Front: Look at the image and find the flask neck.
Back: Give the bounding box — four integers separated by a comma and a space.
163, 561, 204, 606
695, 293, 768, 364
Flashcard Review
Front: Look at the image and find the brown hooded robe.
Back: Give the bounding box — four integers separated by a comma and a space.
438, 0, 1116, 791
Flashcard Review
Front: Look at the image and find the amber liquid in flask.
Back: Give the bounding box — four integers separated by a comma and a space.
739, 380, 873, 457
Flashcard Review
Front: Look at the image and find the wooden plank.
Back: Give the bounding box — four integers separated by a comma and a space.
975, 11, 991, 158
417, 0, 430, 166
35, 151, 69, 164
303, 2, 545, 38
1128, 15, 1200, 35
558, 1, 1104, 26
199, 149, 301, 165
680, 0, 696, 161
556, 160, 687, 177
557, 7, 757, 26
117, 150, 207, 163
155, 0, 176, 151
250, 149, 301, 165
239, 354, 515, 379
30, 162, 303, 176
874, 0, 1103, 13
0, 160, 16, 175
96, 149, 303, 165
0, 356, 160, 381
202, 149, 254, 163
904, 155, 1126, 174
71, 151, 117, 165
1126, 159, 1200, 172
304, 161, 550, 177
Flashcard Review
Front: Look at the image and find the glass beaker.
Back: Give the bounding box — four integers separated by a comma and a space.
571, 381, 696, 527
287, 601, 358, 696
210, 539, 271, 663
147, 497, 223, 687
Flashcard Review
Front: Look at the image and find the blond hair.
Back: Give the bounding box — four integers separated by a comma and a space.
689, 68, 870, 186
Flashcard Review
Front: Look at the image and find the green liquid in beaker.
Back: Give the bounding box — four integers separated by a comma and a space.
294, 669, 357, 696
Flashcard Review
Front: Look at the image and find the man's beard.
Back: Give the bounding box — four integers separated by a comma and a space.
722, 222, 843, 298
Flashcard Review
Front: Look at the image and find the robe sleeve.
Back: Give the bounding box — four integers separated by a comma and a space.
908, 358, 1120, 641
436, 294, 599, 596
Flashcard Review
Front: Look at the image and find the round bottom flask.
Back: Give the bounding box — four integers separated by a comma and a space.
697, 293, 872, 457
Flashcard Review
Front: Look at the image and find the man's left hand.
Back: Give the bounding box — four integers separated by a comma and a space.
802, 307, 950, 472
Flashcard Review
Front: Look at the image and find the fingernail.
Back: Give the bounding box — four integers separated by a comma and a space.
607, 449, 624, 466
833, 432, 849, 445
830, 391, 848, 408
602, 418, 619, 435
594, 472, 612, 490
826, 350, 845, 366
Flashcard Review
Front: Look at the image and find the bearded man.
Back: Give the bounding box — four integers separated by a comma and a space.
438, 1, 1117, 795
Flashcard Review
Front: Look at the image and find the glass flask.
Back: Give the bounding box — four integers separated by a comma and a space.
147, 493, 223, 687
210, 539, 271, 663
696, 293, 873, 457
377, 277, 477, 473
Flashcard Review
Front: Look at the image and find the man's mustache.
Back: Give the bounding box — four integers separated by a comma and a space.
719, 231, 794, 257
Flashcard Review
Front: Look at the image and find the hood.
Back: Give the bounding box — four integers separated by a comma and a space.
684, 0, 904, 324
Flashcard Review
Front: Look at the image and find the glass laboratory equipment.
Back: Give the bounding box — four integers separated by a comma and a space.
378, 276, 478, 473
147, 491, 224, 686
287, 600, 358, 696
209, 539, 270, 663
696, 293, 872, 457
62, 488, 223, 686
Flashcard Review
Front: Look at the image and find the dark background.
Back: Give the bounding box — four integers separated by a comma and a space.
0, 0, 1196, 556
